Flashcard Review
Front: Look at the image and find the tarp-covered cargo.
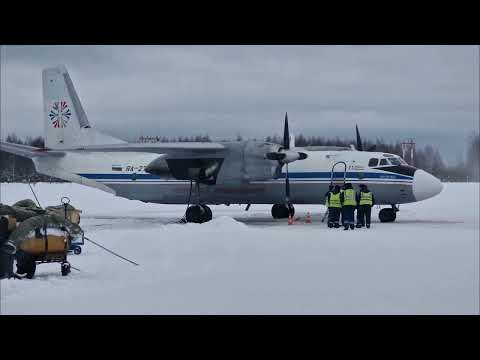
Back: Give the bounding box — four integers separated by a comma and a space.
0, 203, 46, 222
45, 204, 82, 224
9, 214, 84, 255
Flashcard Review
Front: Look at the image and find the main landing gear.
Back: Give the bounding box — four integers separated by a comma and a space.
271, 204, 295, 219
185, 204, 212, 223
184, 179, 213, 224
379, 204, 399, 223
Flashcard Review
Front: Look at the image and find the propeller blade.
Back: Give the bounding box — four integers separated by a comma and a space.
285, 163, 290, 203
283, 112, 290, 150
355, 124, 363, 151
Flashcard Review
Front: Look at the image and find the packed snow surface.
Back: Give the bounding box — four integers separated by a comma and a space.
1, 182, 478, 314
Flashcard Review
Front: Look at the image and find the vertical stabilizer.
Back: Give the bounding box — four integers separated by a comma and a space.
43, 65, 125, 149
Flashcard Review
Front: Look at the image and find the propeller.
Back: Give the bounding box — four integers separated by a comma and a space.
284, 113, 291, 205
355, 124, 363, 151
266, 113, 307, 162
284, 113, 290, 150
265, 113, 308, 208
355, 124, 376, 151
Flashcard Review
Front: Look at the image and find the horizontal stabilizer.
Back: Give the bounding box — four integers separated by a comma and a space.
0, 141, 65, 159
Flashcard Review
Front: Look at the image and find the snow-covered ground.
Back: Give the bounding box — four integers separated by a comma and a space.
0, 182, 478, 314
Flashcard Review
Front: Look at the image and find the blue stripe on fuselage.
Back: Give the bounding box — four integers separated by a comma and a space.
77, 171, 413, 181
279, 171, 412, 180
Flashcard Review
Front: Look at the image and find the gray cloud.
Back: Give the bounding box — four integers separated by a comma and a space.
1, 45, 478, 163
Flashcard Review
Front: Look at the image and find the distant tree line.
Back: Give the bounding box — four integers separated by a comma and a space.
1, 132, 479, 183
139, 135, 212, 143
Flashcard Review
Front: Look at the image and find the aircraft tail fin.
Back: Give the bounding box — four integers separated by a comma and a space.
43, 65, 125, 149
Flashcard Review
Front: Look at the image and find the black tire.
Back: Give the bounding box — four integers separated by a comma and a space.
186, 205, 210, 223
73, 246, 82, 255
201, 205, 213, 222
271, 204, 285, 219
16, 251, 36, 279
271, 204, 294, 219
379, 208, 397, 223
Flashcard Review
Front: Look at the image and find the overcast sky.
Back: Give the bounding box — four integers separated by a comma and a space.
1, 45, 478, 164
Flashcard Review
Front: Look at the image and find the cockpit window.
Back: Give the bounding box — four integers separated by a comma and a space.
379, 159, 388, 166
368, 158, 379, 167
387, 157, 401, 166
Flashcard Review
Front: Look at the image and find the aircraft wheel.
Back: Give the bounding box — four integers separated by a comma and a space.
73, 246, 82, 255
379, 208, 397, 223
271, 204, 294, 219
201, 205, 213, 222
186, 205, 211, 223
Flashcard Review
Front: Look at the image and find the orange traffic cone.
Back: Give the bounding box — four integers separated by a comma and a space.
288, 214, 294, 225
305, 212, 312, 224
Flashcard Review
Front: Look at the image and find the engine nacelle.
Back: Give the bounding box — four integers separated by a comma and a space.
215, 140, 282, 185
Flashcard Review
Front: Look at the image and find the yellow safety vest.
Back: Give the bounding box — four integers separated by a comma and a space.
359, 191, 373, 206
328, 192, 342, 208
343, 189, 357, 206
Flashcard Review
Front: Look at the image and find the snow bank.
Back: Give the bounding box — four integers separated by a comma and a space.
0, 182, 478, 314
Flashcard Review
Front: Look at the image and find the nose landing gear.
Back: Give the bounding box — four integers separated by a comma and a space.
379, 204, 399, 222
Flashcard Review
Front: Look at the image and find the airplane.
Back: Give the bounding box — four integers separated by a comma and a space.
0, 65, 443, 224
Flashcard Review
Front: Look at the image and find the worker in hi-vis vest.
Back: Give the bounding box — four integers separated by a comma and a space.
340, 183, 357, 230
356, 184, 375, 228
324, 185, 334, 208
339, 184, 346, 226
327, 185, 342, 228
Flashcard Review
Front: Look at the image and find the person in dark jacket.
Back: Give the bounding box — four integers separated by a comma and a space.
340, 183, 357, 230
0, 216, 14, 279
356, 184, 375, 228
327, 185, 342, 228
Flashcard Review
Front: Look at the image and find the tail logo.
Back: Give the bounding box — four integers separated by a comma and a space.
49, 101, 71, 128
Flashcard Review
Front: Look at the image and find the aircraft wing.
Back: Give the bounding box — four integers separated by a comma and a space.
66, 142, 226, 154
0, 141, 65, 158
1, 141, 225, 159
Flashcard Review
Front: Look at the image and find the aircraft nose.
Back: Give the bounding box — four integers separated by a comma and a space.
412, 169, 443, 201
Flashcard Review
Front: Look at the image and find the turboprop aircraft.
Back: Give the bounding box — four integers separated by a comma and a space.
0, 65, 443, 223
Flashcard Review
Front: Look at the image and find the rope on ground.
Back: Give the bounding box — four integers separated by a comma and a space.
84, 236, 139, 266
70, 264, 81, 271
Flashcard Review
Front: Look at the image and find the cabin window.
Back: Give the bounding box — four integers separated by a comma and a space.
387, 157, 401, 166
368, 158, 379, 167
379, 159, 388, 166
